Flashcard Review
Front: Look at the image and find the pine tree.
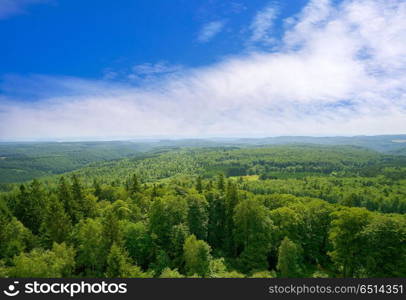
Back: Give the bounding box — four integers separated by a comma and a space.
129, 174, 140, 196
217, 173, 225, 192
225, 180, 238, 255
58, 177, 76, 223
151, 184, 159, 199
15, 180, 47, 234
102, 209, 123, 252
234, 198, 274, 272
71, 175, 84, 204
14, 184, 28, 221
277, 237, 303, 278
74, 218, 105, 276
71, 175, 94, 220
106, 243, 136, 277
207, 191, 227, 250
41, 195, 72, 245
196, 176, 203, 193
187, 194, 209, 240
93, 179, 102, 200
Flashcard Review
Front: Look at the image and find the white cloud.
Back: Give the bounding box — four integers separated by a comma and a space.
132, 62, 181, 76
101, 62, 183, 82
1, 0, 406, 139
128, 62, 183, 81
249, 3, 278, 44
0, 0, 49, 19
197, 21, 225, 43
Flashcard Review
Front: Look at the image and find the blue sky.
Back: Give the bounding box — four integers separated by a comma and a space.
0, 0, 406, 140
1, 0, 307, 79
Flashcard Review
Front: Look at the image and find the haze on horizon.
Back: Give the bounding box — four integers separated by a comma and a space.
1, 0, 406, 140
1, 134, 406, 144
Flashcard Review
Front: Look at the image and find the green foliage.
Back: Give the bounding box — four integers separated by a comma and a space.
277, 237, 303, 278
269, 207, 302, 244
102, 209, 123, 251
40, 194, 72, 245
159, 268, 184, 278
14, 180, 47, 234
0, 141, 148, 183
187, 194, 209, 240
207, 191, 227, 251
291, 200, 335, 265
206, 257, 244, 278
233, 198, 274, 273
195, 176, 203, 193
150, 249, 170, 276
360, 214, 406, 277
183, 235, 212, 277
0, 143, 405, 278
169, 224, 189, 269
127, 174, 141, 196
123, 221, 154, 269
149, 196, 188, 250
250, 270, 276, 278
217, 174, 225, 191
73, 218, 105, 276
0, 217, 35, 261
328, 207, 372, 277
225, 180, 239, 255
105, 243, 142, 278
9, 243, 75, 277
58, 177, 76, 222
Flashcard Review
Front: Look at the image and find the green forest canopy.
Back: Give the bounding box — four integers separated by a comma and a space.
1, 135, 405, 183
0, 143, 405, 278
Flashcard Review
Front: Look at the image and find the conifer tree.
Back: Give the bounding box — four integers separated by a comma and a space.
187, 194, 209, 240
129, 174, 140, 196
58, 177, 76, 222
277, 237, 303, 278
225, 180, 239, 255
217, 173, 225, 192
234, 198, 274, 272
41, 195, 72, 245
196, 176, 203, 193
106, 243, 136, 278
15, 180, 47, 234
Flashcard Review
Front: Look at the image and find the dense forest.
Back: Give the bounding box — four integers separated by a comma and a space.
0, 141, 153, 183
1, 135, 405, 184
0, 143, 405, 278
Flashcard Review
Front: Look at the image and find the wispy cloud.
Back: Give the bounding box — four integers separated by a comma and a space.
249, 3, 278, 45
102, 62, 183, 83
229, 2, 247, 14
197, 21, 225, 43
0, 0, 50, 20
128, 62, 183, 81
1, 0, 406, 139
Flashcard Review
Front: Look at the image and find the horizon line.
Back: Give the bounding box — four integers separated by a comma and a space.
1, 134, 406, 143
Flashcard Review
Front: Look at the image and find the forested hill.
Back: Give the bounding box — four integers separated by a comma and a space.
0, 134, 406, 184
62, 145, 399, 184
40, 145, 406, 215
0, 141, 151, 183
228, 134, 406, 154
4, 144, 406, 214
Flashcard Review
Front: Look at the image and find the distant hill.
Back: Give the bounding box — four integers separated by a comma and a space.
0, 141, 151, 183
0, 135, 405, 184
224, 135, 406, 154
